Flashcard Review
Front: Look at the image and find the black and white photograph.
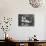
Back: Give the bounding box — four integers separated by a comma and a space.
18, 14, 34, 26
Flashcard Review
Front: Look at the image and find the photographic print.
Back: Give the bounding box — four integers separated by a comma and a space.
18, 14, 34, 26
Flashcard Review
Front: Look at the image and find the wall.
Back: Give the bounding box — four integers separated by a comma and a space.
0, 0, 46, 40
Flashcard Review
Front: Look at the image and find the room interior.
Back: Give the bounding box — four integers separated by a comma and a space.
0, 0, 46, 46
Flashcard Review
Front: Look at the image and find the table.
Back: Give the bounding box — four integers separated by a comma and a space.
5, 39, 46, 46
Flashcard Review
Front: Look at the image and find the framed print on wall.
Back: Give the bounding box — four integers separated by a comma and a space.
18, 14, 34, 26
